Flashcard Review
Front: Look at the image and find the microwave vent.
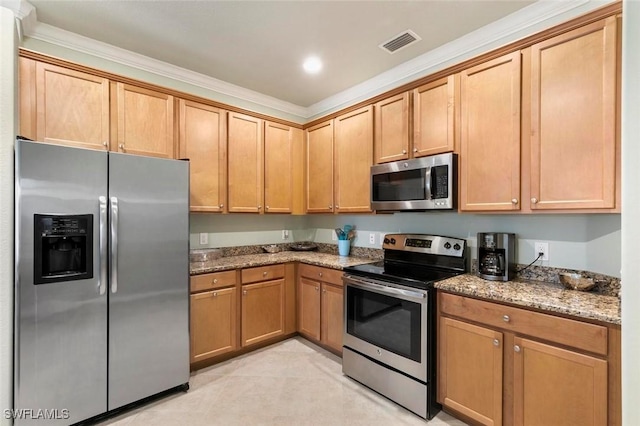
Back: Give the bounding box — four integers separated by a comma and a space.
379, 30, 421, 54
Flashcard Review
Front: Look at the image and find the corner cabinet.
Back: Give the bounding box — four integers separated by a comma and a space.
264, 121, 293, 213
334, 105, 373, 213
178, 99, 227, 212
227, 112, 264, 213
527, 16, 619, 211
297, 264, 344, 354
115, 83, 175, 158
459, 52, 522, 212
438, 292, 620, 426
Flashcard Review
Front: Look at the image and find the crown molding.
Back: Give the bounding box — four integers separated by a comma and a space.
14, 0, 615, 122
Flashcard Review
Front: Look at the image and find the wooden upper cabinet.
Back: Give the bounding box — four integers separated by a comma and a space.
116, 83, 174, 158
374, 92, 409, 163
306, 120, 335, 213
334, 105, 373, 213
264, 121, 293, 213
513, 337, 607, 426
26, 61, 110, 150
413, 75, 456, 157
529, 17, 618, 211
460, 52, 522, 212
227, 112, 264, 213
178, 100, 227, 212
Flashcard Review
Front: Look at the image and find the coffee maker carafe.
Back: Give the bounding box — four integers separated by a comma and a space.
477, 232, 515, 281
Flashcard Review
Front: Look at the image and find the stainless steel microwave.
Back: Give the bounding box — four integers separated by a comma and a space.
370, 152, 457, 211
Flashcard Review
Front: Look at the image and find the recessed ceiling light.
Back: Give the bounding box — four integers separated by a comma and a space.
303, 56, 322, 74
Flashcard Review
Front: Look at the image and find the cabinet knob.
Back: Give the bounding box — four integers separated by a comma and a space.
503, 315, 510, 323
328, 205, 333, 209
257, 205, 261, 210
335, 205, 339, 209
243, 290, 247, 296
511, 198, 518, 205
402, 149, 407, 154
266, 206, 270, 210
118, 144, 125, 151
319, 272, 323, 277
413, 148, 418, 153
493, 339, 500, 347
531, 197, 538, 204
213, 292, 218, 297
514, 345, 521, 353
220, 204, 224, 208
315, 286, 319, 291
213, 278, 218, 284
103, 141, 108, 148
263, 271, 267, 276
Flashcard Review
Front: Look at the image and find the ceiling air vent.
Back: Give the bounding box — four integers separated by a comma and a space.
379, 30, 422, 54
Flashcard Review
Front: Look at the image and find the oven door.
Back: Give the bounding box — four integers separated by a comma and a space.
343, 274, 428, 382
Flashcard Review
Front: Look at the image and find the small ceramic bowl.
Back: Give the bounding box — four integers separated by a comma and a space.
262, 244, 281, 254
559, 273, 595, 291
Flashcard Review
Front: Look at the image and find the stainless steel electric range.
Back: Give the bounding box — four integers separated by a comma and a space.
342, 234, 468, 420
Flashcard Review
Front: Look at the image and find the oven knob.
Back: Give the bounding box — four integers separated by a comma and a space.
444, 242, 452, 249
453, 243, 461, 251
383, 238, 390, 244
390, 238, 396, 245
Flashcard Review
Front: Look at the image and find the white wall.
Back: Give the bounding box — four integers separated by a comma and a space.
621, 0, 640, 423
0, 6, 16, 425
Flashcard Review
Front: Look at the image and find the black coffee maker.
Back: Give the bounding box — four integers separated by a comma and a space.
477, 232, 515, 281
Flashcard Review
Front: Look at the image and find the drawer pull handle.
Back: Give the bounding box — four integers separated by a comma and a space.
213, 292, 218, 297
493, 339, 499, 347
319, 272, 323, 277
503, 315, 510, 323
213, 279, 218, 284
514, 345, 521, 353
263, 271, 267, 276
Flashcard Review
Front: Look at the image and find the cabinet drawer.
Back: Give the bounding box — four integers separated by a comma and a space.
299, 264, 343, 286
439, 292, 608, 356
241, 264, 285, 284
191, 270, 236, 293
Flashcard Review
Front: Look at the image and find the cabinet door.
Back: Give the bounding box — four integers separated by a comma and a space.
178, 100, 226, 212
116, 83, 174, 158
374, 92, 409, 163
513, 337, 607, 426
321, 283, 343, 353
439, 317, 503, 426
34, 62, 110, 150
529, 17, 618, 210
241, 279, 284, 347
413, 75, 456, 157
306, 120, 334, 213
298, 278, 321, 341
460, 52, 521, 211
190, 287, 237, 363
334, 105, 373, 213
264, 121, 293, 213
228, 112, 264, 213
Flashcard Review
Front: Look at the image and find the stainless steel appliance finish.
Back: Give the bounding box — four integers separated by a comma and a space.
370, 153, 456, 211
342, 234, 467, 420
477, 232, 516, 281
14, 140, 190, 425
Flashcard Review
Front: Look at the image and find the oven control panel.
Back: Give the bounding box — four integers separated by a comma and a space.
382, 234, 466, 257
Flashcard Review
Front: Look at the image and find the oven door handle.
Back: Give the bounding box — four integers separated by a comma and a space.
344, 275, 427, 301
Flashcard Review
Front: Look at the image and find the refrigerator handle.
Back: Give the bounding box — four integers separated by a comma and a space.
98, 196, 108, 295
110, 196, 119, 294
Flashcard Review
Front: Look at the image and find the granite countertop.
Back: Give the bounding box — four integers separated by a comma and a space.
190, 251, 378, 275
435, 274, 621, 325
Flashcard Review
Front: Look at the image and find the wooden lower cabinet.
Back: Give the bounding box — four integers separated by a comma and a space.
190, 287, 237, 363
241, 279, 285, 347
438, 292, 618, 426
297, 264, 344, 353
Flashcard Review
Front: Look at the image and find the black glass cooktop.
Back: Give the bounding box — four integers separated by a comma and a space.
343, 260, 461, 290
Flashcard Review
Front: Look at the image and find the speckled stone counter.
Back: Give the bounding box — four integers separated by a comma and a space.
190, 251, 377, 275
435, 274, 620, 325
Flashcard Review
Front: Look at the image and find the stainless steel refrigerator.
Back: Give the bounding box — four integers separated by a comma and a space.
14, 139, 190, 425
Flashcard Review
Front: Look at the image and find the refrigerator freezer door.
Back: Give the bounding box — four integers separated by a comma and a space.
15, 140, 108, 425
108, 153, 190, 410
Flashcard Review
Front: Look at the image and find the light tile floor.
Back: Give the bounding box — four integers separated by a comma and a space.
99, 337, 468, 426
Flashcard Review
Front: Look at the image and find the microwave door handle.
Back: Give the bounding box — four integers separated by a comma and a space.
98, 196, 108, 295
425, 167, 432, 200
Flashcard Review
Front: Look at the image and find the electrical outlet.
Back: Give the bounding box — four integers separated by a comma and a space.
282, 230, 289, 240
369, 233, 375, 244
534, 242, 549, 261
199, 233, 208, 245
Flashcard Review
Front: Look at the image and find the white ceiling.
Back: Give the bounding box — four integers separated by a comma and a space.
23, 0, 534, 108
